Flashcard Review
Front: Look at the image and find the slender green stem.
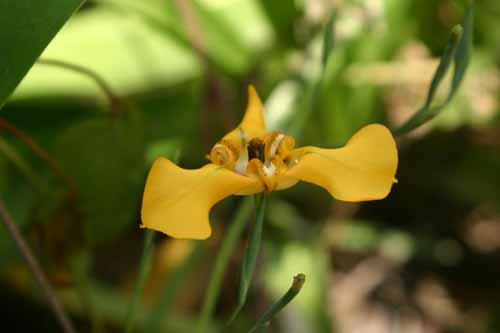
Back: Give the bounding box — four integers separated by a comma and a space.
225, 193, 267, 328
36, 58, 122, 116
249, 274, 306, 332
196, 197, 254, 333
124, 229, 155, 333
70, 254, 103, 333
0, 198, 76, 333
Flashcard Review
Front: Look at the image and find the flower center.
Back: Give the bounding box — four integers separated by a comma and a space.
247, 138, 265, 163
208, 129, 300, 192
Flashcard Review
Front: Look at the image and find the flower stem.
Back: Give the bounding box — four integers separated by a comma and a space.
70, 253, 104, 333
249, 273, 306, 332
0, 197, 76, 333
124, 229, 155, 333
196, 197, 254, 333
225, 193, 267, 328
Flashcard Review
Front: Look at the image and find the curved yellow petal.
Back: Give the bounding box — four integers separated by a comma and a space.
286, 124, 398, 201
141, 158, 261, 239
222, 85, 266, 145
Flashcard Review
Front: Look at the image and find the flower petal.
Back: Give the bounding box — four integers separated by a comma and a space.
286, 124, 398, 201
141, 158, 262, 239
222, 85, 266, 145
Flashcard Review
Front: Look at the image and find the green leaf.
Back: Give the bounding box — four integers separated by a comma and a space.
249, 274, 306, 332
393, 2, 474, 136
322, 12, 336, 71
0, 0, 84, 108
124, 229, 155, 333
257, 0, 299, 47
196, 197, 254, 333
226, 193, 268, 327
54, 112, 145, 244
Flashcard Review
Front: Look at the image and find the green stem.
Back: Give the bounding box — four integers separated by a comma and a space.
36, 58, 123, 117
225, 193, 267, 328
124, 229, 155, 333
196, 197, 254, 333
249, 274, 306, 332
70, 253, 104, 333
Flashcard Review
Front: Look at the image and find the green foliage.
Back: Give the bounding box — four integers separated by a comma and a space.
4, 0, 500, 332
394, 3, 473, 135
54, 112, 145, 244
0, 0, 84, 108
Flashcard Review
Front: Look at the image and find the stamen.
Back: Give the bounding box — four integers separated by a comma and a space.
234, 149, 249, 175
263, 163, 277, 176
269, 134, 285, 158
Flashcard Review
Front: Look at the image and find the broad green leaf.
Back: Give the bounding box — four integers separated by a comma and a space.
12, 7, 200, 101
54, 112, 146, 244
0, 0, 84, 108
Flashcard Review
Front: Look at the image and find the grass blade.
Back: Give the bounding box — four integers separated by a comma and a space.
394, 2, 474, 136
249, 273, 306, 333
225, 193, 267, 328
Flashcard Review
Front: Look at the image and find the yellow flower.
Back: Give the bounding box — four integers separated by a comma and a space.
141, 86, 398, 240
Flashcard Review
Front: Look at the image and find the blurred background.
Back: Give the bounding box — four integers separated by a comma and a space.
1, 0, 499, 332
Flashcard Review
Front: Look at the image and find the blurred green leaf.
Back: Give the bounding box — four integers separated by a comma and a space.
11, 6, 201, 101
196, 198, 253, 333
54, 112, 145, 244
257, 0, 299, 47
145, 241, 204, 332
0, 0, 83, 108
124, 229, 154, 333
322, 12, 336, 71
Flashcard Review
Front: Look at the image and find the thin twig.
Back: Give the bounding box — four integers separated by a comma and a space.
36, 58, 122, 117
0, 198, 76, 333
173, 0, 209, 63
0, 118, 78, 201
